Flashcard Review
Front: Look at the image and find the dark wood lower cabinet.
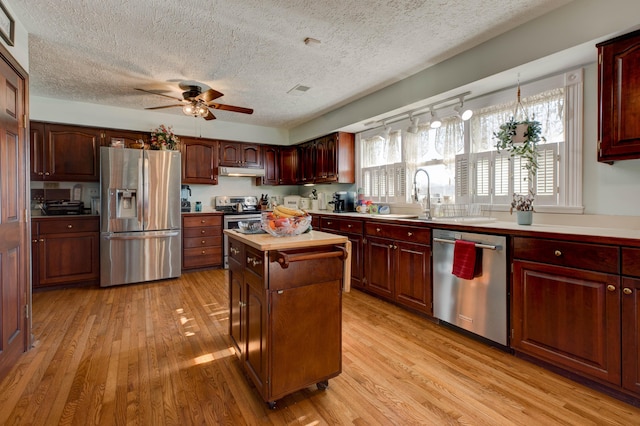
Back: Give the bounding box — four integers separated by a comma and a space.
182, 213, 223, 270
32, 216, 100, 288
512, 260, 621, 385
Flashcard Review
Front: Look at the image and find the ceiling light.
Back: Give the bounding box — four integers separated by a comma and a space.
183, 103, 195, 115
407, 114, 420, 134
429, 109, 441, 129
454, 96, 473, 121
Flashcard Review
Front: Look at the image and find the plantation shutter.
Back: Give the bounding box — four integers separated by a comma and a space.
455, 154, 470, 204
472, 152, 491, 204
534, 142, 559, 205
492, 151, 512, 205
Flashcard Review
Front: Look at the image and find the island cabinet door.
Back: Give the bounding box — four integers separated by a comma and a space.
244, 270, 268, 396
228, 260, 244, 356
622, 277, 640, 395
269, 280, 342, 401
364, 236, 394, 300
512, 260, 622, 385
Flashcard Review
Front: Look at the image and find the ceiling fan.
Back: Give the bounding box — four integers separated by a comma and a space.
135, 82, 254, 121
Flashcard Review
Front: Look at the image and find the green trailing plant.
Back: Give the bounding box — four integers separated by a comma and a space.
494, 116, 544, 179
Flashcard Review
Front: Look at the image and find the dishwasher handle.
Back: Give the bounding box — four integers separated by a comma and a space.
433, 237, 498, 251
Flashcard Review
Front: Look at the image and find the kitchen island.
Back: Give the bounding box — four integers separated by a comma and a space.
224, 229, 350, 408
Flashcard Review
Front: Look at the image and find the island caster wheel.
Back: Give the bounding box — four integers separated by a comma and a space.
316, 380, 329, 390
267, 401, 277, 409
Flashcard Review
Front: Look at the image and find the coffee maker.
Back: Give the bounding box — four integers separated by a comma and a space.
181, 185, 191, 212
329, 191, 356, 213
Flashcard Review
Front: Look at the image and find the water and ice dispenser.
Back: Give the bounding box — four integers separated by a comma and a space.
111, 189, 137, 219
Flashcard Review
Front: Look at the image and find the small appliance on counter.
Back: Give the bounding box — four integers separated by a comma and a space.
43, 200, 85, 215
283, 195, 302, 209
329, 191, 356, 213
181, 185, 191, 212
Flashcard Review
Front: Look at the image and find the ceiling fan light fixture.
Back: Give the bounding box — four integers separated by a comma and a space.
183, 103, 195, 115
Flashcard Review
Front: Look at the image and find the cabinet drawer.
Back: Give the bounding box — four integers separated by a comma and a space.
245, 247, 265, 277
183, 226, 220, 238
228, 238, 245, 264
365, 222, 430, 245
622, 247, 640, 277
513, 237, 619, 274
321, 217, 362, 234
183, 215, 222, 228
38, 217, 99, 234
183, 236, 222, 249
183, 246, 222, 269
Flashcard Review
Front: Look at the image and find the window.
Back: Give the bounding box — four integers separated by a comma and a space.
357, 68, 584, 213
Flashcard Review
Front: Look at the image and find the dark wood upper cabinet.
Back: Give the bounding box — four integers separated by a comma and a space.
181, 137, 218, 185
298, 141, 316, 184
261, 145, 279, 185
296, 132, 354, 185
102, 129, 148, 148
219, 141, 262, 168
278, 146, 298, 185
31, 122, 100, 182
597, 29, 640, 163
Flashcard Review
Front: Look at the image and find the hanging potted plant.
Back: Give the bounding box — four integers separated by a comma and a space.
493, 85, 545, 180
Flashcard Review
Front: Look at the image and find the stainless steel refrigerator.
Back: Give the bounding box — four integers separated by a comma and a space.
100, 147, 181, 287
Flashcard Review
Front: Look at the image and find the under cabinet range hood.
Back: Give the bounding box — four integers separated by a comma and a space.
218, 166, 265, 177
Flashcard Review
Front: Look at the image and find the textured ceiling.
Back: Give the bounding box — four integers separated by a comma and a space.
10, 0, 571, 129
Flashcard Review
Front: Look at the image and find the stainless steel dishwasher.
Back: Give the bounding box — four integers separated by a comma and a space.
432, 229, 508, 346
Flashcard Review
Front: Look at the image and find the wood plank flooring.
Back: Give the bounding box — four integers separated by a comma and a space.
1, 269, 639, 425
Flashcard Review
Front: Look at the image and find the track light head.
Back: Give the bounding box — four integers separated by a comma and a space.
454, 97, 473, 121
429, 109, 442, 129
407, 114, 420, 134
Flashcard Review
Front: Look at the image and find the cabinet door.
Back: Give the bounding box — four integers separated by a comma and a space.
270, 280, 342, 401
181, 138, 218, 184
395, 241, 431, 314
315, 136, 330, 182
364, 236, 394, 300
228, 257, 244, 356
30, 121, 45, 181
219, 141, 262, 167
102, 129, 148, 148
46, 124, 101, 181
278, 146, 298, 185
241, 143, 262, 167
512, 260, 621, 385
244, 270, 268, 396
622, 277, 640, 395
298, 141, 315, 184
37, 232, 100, 287
261, 145, 279, 185
348, 234, 364, 290
598, 30, 640, 162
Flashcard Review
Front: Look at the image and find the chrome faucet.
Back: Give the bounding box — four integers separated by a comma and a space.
413, 168, 432, 220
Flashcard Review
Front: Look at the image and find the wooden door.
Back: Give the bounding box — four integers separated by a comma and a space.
512, 260, 621, 385
0, 54, 28, 378
45, 123, 100, 181
181, 137, 218, 184
622, 277, 640, 395
261, 145, 279, 185
395, 241, 431, 314
364, 236, 394, 300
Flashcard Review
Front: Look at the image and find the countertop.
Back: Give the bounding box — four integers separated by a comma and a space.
224, 229, 348, 251
308, 210, 640, 244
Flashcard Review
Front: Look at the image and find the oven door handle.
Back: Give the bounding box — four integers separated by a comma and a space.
433, 237, 498, 251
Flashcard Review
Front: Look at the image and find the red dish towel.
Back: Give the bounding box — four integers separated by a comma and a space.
452, 240, 482, 280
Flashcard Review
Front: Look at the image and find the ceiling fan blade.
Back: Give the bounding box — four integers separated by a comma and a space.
135, 88, 183, 102
208, 103, 254, 115
144, 104, 184, 110
197, 88, 224, 103
202, 109, 216, 121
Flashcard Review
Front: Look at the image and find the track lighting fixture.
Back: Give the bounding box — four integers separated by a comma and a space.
380, 122, 391, 138
454, 96, 473, 121
429, 108, 442, 129
407, 114, 420, 134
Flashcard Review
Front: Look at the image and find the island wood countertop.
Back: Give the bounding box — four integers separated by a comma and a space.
225, 229, 352, 291
224, 229, 348, 251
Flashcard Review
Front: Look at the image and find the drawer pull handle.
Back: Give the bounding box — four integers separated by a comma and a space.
230, 247, 239, 255
554, 250, 562, 257
347, 224, 352, 228
407, 232, 413, 236
201, 219, 206, 223
40, 238, 44, 242
201, 240, 206, 244
607, 285, 616, 292
376, 227, 381, 232
201, 230, 206, 234
623, 288, 633, 295
201, 250, 206, 254
239, 301, 246, 308
67, 224, 73, 229
247, 256, 262, 267
32, 239, 38, 243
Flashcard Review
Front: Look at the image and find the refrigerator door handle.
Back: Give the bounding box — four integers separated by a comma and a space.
138, 156, 145, 229
103, 231, 180, 240
143, 155, 150, 228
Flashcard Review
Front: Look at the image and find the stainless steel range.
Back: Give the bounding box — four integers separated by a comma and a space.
215, 195, 262, 268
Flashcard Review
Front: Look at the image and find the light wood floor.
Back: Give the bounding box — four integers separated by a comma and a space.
1, 270, 639, 425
